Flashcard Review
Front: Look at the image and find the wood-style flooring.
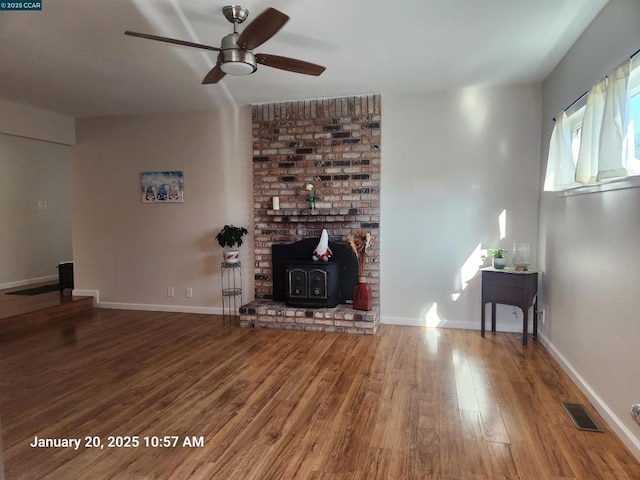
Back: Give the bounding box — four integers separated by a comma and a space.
0, 283, 93, 335
0, 309, 638, 479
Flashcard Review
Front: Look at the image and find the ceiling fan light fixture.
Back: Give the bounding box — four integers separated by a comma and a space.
126, 6, 325, 83
219, 49, 258, 75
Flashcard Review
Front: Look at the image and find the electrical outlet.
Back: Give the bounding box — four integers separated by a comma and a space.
186, 287, 192, 298
167, 287, 174, 297
541, 309, 546, 324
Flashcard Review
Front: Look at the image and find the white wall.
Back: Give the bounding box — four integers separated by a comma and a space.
0, 100, 74, 288
539, 0, 640, 459
0, 99, 75, 146
72, 107, 253, 313
381, 85, 542, 330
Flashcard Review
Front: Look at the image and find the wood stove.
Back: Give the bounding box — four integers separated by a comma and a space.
286, 259, 339, 308
272, 238, 358, 308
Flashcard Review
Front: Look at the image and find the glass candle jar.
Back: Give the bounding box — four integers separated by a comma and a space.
512, 241, 531, 271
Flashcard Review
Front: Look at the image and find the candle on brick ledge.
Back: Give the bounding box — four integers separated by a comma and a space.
272, 196, 280, 210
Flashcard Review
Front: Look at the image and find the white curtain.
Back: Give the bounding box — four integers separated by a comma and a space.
575, 80, 606, 185
546, 57, 639, 191
544, 112, 579, 191
597, 59, 632, 181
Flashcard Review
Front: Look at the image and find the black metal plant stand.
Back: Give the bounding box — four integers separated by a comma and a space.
221, 261, 242, 325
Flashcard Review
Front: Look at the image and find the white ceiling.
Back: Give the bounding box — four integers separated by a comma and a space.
0, 0, 607, 118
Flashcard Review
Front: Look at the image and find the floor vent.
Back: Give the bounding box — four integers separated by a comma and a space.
562, 402, 604, 432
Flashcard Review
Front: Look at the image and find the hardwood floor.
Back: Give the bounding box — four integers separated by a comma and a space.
0, 309, 638, 479
0, 284, 93, 335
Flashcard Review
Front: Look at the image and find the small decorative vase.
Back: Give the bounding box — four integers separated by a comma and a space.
353, 277, 372, 311
492, 257, 506, 269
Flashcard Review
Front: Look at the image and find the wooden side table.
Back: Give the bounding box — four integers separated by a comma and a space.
481, 267, 538, 346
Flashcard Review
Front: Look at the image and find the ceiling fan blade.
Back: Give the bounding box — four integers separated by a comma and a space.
124, 31, 220, 52
202, 65, 226, 84
237, 8, 289, 50
256, 54, 326, 76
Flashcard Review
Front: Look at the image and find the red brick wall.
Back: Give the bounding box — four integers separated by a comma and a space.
252, 95, 381, 308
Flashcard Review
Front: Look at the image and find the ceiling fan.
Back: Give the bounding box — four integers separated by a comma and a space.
124, 5, 326, 85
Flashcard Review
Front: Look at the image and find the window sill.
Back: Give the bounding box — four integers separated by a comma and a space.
559, 176, 640, 197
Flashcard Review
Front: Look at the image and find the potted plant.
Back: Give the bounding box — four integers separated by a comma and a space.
488, 248, 507, 269
215, 225, 248, 264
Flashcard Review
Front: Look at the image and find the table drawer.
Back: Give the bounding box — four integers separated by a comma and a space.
483, 285, 524, 304
483, 271, 528, 288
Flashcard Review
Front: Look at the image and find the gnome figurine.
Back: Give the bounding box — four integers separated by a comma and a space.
312, 229, 332, 262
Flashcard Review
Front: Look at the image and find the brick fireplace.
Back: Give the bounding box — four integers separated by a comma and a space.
239, 94, 381, 334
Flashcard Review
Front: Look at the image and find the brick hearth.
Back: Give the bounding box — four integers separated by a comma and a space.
239, 300, 379, 335
244, 94, 382, 334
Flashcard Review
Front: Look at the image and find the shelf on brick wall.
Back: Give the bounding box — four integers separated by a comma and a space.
267, 208, 359, 223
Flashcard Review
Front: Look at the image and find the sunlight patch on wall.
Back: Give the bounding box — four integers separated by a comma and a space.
460, 87, 488, 135
459, 242, 484, 292
424, 302, 443, 327
499, 209, 507, 240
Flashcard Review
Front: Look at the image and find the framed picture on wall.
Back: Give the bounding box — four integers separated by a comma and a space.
141, 171, 184, 203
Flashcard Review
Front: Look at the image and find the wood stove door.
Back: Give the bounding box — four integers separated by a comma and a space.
308, 269, 328, 299
288, 268, 308, 298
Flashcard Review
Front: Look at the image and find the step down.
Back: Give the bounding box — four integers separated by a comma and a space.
562, 402, 604, 432
0, 296, 94, 335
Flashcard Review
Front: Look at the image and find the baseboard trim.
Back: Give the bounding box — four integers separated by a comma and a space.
380, 316, 532, 333
98, 301, 224, 316
538, 332, 640, 461
72, 289, 99, 306
0, 275, 58, 290
68, 290, 224, 315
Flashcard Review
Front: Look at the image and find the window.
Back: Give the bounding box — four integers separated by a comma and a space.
626, 73, 640, 174
632, 87, 640, 161
545, 55, 640, 193
568, 105, 585, 164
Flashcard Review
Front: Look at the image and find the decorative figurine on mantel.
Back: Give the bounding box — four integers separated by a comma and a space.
305, 183, 317, 209
312, 229, 332, 262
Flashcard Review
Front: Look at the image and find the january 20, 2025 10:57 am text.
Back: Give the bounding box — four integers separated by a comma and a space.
29, 435, 205, 450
